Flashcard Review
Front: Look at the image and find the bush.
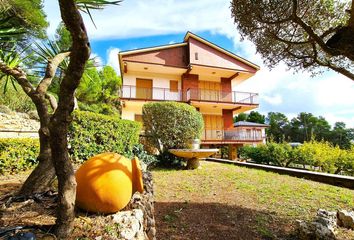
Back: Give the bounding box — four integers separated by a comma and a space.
130, 144, 158, 169
142, 102, 203, 167
142, 102, 204, 151
240, 141, 354, 175
0, 138, 39, 174
68, 110, 141, 162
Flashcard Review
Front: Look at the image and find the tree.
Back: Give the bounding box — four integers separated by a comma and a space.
0, 0, 120, 237
0, 0, 48, 44
266, 112, 289, 142
330, 122, 354, 149
231, 0, 354, 81
233, 112, 247, 122
247, 111, 265, 124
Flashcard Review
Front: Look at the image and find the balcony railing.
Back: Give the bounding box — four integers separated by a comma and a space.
186, 89, 259, 105
202, 129, 265, 142
121, 85, 182, 101
121, 85, 259, 104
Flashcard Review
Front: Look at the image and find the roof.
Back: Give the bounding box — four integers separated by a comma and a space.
183, 32, 260, 70
119, 42, 187, 56
118, 31, 260, 72
234, 121, 269, 128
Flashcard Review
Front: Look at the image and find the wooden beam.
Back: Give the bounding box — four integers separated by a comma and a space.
124, 62, 128, 73
228, 72, 239, 81
185, 65, 193, 75
231, 106, 242, 111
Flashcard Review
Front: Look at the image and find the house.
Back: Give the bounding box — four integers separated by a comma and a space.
118, 32, 267, 160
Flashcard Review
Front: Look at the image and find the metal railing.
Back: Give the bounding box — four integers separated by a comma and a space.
121, 85, 259, 104
201, 129, 265, 141
186, 88, 259, 104
121, 85, 182, 101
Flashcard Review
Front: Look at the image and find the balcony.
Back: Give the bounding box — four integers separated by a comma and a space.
121, 85, 259, 105
202, 129, 265, 142
121, 85, 182, 101
186, 89, 259, 105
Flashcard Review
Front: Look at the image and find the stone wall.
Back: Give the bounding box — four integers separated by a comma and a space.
121, 171, 157, 240
0, 107, 39, 138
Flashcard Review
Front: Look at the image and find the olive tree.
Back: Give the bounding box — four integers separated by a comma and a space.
231, 0, 354, 80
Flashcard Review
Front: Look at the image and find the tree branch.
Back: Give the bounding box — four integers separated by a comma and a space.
293, 14, 341, 57
36, 51, 70, 94
0, 60, 36, 96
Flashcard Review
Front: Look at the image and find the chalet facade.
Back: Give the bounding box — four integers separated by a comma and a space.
118, 32, 267, 159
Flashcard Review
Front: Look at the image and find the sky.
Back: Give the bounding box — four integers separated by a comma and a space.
43, 0, 354, 128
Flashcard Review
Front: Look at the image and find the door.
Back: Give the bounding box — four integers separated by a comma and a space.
136, 78, 152, 99
199, 81, 220, 101
203, 115, 223, 140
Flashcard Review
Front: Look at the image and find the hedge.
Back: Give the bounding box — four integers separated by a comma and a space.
1, 111, 142, 174
68, 110, 141, 162
142, 101, 204, 151
0, 138, 39, 174
240, 141, 354, 176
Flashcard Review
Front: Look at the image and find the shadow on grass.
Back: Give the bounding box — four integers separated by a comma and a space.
155, 201, 297, 240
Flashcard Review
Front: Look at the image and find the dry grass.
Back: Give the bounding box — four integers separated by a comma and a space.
153, 161, 354, 240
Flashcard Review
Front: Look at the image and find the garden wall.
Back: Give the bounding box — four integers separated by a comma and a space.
207, 158, 354, 189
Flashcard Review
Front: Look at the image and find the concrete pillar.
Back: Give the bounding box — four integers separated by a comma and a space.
228, 144, 237, 160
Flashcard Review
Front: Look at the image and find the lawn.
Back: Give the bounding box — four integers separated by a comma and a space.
152, 161, 354, 240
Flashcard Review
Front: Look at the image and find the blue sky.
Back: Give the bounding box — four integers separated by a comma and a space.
43, 0, 354, 128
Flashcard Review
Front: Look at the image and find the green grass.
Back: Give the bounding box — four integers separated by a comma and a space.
153, 161, 354, 239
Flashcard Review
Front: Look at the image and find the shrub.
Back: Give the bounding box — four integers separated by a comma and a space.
240, 144, 271, 164
142, 102, 204, 152
68, 110, 141, 162
0, 138, 39, 174
130, 144, 158, 169
240, 141, 354, 175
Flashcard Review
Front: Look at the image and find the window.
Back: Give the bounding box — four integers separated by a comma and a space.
195, 52, 199, 60
170, 80, 178, 92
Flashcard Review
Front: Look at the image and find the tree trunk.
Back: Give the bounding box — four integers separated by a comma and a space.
19, 96, 56, 195
50, 118, 76, 238
19, 131, 55, 195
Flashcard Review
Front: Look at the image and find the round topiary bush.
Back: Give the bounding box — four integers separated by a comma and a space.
142, 101, 203, 154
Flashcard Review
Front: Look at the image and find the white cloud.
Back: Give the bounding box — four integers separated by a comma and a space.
106, 47, 121, 75
261, 94, 283, 106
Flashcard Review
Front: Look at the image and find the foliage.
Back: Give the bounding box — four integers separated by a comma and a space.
76, 65, 121, 115
54, 22, 72, 51
0, 80, 35, 112
240, 141, 354, 175
78, 102, 119, 116
234, 111, 265, 124
68, 110, 141, 162
0, 138, 39, 174
130, 144, 158, 169
266, 112, 289, 142
231, 0, 354, 80
142, 102, 204, 152
0, 0, 48, 40
266, 112, 354, 149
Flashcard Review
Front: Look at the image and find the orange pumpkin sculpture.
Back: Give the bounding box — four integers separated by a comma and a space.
75, 152, 144, 213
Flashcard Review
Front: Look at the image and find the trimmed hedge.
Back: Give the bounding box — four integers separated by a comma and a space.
0, 111, 142, 174
68, 110, 141, 162
0, 138, 39, 174
142, 102, 204, 151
